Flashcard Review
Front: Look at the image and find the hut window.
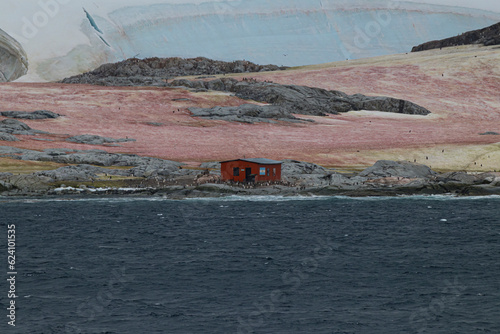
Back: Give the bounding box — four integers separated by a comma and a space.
273, 168, 276, 176
259, 167, 266, 175
267, 168, 270, 176
233, 167, 239, 176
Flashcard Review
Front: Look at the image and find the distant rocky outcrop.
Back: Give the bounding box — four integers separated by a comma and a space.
177, 78, 431, 117
61, 57, 288, 85
1, 110, 60, 119
0, 28, 28, 82
412, 22, 500, 52
66, 134, 136, 145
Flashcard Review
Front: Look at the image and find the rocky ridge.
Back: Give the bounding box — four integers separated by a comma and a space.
179, 78, 430, 122
59, 57, 430, 123
61, 66, 432, 118
412, 21, 500, 52
66, 134, 136, 146
0, 110, 61, 120
0, 146, 183, 173
61, 57, 288, 85
188, 104, 306, 124
0, 119, 48, 138
0, 116, 137, 146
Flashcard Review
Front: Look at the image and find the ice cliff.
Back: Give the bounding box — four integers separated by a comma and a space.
0, 28, 28, 82
1, 0, 499, 82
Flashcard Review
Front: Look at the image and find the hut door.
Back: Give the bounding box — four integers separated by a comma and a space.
245, 168, 253, 183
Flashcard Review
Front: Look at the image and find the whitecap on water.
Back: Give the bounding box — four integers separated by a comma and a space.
2, 194, 499, 204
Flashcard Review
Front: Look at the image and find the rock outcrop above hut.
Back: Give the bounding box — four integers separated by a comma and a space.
412, 22, 500, 52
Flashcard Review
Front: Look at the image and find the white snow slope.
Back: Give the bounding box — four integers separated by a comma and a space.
1, 0, 499, 82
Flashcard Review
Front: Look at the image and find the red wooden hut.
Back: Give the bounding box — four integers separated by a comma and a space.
220, 158, 282, 183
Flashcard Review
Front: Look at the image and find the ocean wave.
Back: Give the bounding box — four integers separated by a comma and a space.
184, 194, 500, 202
1, 194, 499, 204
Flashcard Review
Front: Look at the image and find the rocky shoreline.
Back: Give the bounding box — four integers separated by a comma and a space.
1, 147, 499, 199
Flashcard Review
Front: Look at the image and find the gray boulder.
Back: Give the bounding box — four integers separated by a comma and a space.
2, 174, 52, 193
0, 110, 61, 119
130, 160, 183, 178
359, 160, 437, 178
0, 180, 13, 191
189, 104, 301, 123
281, 160, 348, 186
44, 148, 79, 155
200, 161, 221, 170
111, 155, 185, 169
282, 159, 328, 175
349, 95, 430, 115
34, 164, 131, 182
0, 119, 30, 133
51, 152, 121, 166
0, 119, 46, 135
0, 146, 39, 158
286, 173, 349, 187
75, 164, 130, 177
66, 134, 136, 145
492, 177, 500, 187
171, 168, 201, 177
436, 172, 481, 184
36, 166, 97, 182
20, 152, 55, 162
0, 133, 19, 141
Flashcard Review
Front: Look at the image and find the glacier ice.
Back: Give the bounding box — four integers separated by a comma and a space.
0, 28, 28, 82
1, 0, 499, 82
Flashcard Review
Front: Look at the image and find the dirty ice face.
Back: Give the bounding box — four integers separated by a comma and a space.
407, 0, 500, 12
0, 28, 28, 82
1, 0, 499, 82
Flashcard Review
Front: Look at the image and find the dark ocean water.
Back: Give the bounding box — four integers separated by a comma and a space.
1, 195, 499, 334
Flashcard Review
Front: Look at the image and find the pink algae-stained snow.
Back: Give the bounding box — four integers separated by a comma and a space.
1, 46, 499, 168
